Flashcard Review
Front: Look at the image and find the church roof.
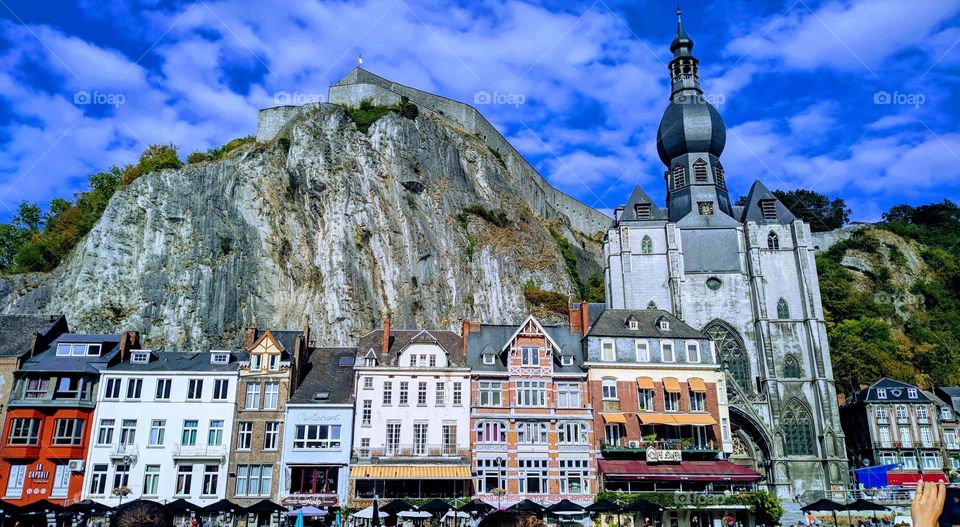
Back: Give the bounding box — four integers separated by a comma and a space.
622, 186, 667, 221
739, 180, 797, 224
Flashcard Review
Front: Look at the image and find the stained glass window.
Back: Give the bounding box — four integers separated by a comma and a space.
777, 298, 790, 319
705, 322, 751, 391
783, 355, 801, 378
782, 402, 814, 456
641, 236, 653, 254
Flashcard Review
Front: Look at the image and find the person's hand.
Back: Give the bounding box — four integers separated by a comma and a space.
912, 480, 947, 527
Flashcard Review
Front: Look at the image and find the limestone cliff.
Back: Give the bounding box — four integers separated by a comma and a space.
0, 104, 609, 349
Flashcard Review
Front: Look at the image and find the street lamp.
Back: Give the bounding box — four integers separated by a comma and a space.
494, 457, 506, 510
113, 485, 132, 507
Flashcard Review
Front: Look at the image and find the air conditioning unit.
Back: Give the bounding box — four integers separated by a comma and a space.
68, 460, 85, 472
628, 440, 641, 449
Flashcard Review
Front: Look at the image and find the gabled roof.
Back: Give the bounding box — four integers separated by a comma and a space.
109, 351, 241, 373
0, 314, 66, 358
621, 186, 667, 222
587, 309, 706, 339
21, 333, 124, 373
356, 329, 464, 367
465, 320, 584, 374
290, 347, 357, 404
248, 329, 301, 356
499, 315, 560, 354
739, 180, 797, 224
845, 378, 932, 405
935, 387, 960, 412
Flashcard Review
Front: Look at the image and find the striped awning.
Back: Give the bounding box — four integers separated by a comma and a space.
637, 412, 678, 425
637, 413, 718, 426
636, 377, 655, 390
351, 465, 471, 480
662, 377, 681, 393
602, 412, 628, 424
687, 377, 707, 392
673, 414, 718, 425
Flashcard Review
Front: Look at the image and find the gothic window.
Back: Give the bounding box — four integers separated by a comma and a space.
646, 301, 657, 310
672, 164, 686, 189
783, 355, 801, 378
693, 159, 708, 183
713, 163, 726, 189
777, 298, 790, 319
767, 231, 780, 250
704, 321, 752, 392
640, 236, 653, 254
782, 401, 815, 456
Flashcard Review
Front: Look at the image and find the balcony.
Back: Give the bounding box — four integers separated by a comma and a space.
109, 443, 139, 462
353, 444, 470, 462
601, 439, 719, 454
874, 441, 942, 450
172, 444, 227, 462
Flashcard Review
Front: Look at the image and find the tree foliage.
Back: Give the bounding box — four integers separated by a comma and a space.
734, 189, 850, 232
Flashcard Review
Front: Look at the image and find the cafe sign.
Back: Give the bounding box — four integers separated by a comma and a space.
282, 496, 338, 507
646, 447, 682, 463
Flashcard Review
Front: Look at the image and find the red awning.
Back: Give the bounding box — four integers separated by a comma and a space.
599, 460, 763, 482
886, 471, 947, 486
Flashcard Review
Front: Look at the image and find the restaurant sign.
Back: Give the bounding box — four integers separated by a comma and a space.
282, 496, 338, 507
646, 447, 682, 463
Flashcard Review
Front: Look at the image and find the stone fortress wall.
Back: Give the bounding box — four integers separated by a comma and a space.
256, 68, 610, 235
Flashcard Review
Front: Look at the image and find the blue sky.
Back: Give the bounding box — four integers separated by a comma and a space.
0, 0, 958, 222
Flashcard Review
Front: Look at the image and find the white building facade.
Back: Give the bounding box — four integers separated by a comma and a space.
82, 350, 240, 506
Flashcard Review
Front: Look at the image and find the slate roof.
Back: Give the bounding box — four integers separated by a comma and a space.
0, 314, 66, 358
739, 180, 797, 224
109, 351, 241, 372
620, 186, 668, 221
587, 309, 707, 340
844, 378, 932, 406
249, 329, 302, 356
936, 387, 960, 412
20, 333, 123, 373
571, 302, 606, 328
290, 347, 357, 404
356, 329, 465, 367
465, 321, 585, 374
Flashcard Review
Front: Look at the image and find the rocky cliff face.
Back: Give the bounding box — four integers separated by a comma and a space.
0, 105, 608, 349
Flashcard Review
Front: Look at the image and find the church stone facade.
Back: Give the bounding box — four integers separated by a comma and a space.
603, 11, 848, 502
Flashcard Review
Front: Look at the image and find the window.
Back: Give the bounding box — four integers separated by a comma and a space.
922, 452, 942, 470
264, 382, 279, 410
697, 201, 715, 215
559, 459, 590, 494
51, 465, 68, 499
23, 378, 48, 399
453, 382, 463, 406
602, 379, 618, 400
289, 466, 336, 495
113, 463, 130, 491
476, 459, 506, 493
181, 420, 198, 446
672, 164, 686, 188
294, 424, 342, 449
482, 354, 495, 365
686, 342, 699, 362
557, 383, 581, 408
714, 163, 726, 188
7, 418, 40, 445
187, 379, 203, 400
143, 465, 160, 496
53, 418, 84, 445
96, 419, 115, 446
605, 423, 623, 446
250, 354, 261, 371
121, 378, 143, 400
383, 382, 392, 405
635, 204, 652, 220
783, 356, 801, 378
104, 378, 121, 399
693, 159, 708, 182
269, 354, 280, 370
211, 352, 229, 364
208, 420, 224, 446
56, 343, 71, 356
917, 406, 930, 422
213, 379, 229, 400
399, 382, 409, 405
430, 355, 437, 367
943, 407, 954, 421
945, 431, 959, 449
176, 465, 193, 496
245, 382, 261, 410
893, 405, 907, 420
690, 391, 706, 412
476, 421, 506, 443
236, 465, 274, 497
635, 340, 649, 361
417, 382, 428, 406
782, 402, 814, 456
517, 422, 548, 444
759, 199, 777, 220
362, 400, 372, 426
664, 391, 680, 412
155, 378, 171, 399
908, 388, 918, 399
436, 382, 446, 405
705, 322, 752, 392
363, 377, 373, 389
88, 464, 108, 496
920, 426, 934, 447
517, 381, 546, 406
777, 298, 790, 319
902, 453, 918, 469
561, 355, 574, 366
479, 381, 502, 406
878, 426, 891, 447
386, 422, 401, 455
442, 423, 457, 454
640, 235, 653, 254
638, 389, 653, 411
558, 422, 587, 444
364, 357, 376, 366
149, 420, 165, 446
661, 341, 675, 362
414, 422, 428, 455
601, 340, 616, 362
518, 459, 548, 494
658, 319, 669, 330
264, 422, 280, 450
900, 427, 912, 447
119, 419, 137, 445
768, 232, 780, 250
521, 347, 540, 366
202, 465, 219, 496
237, 422, 253, 450
877, 388, 887, 399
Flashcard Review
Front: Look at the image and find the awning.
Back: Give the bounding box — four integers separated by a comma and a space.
351, 465, 471, 480
662, 377, 681, 393
672, 414, 717, 426
638, 413, 678, 425
636, 377, 655, 390
886, 471, 947, 486
687, 377, 707, 392
602, 412, 628, 424
599, 460, 763, 482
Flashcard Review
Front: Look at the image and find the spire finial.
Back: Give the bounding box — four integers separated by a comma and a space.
677, 0, 682, 20
358, 51, 363, 68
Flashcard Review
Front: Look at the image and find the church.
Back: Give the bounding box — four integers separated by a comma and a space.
602, 9, 849, 502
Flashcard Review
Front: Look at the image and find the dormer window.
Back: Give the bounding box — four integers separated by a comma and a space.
56, 343, 101, 357
877, 388, 887, 399
561, 356, 574, 366
693, 159, 708, 183
250, 355, 261, 371
211, 352, 230, 365
908, 388, 918, 399
658, 319, 670, 331
365, 357, 376, 367
482, 354, 495, 365
628, 320, 639, 330
672, 164, 686, 189
268, 354, 280, 370
131, 351, 151, 364
759, 199, 777, 220
337, 355, 355, 367
634, 203, 651, 219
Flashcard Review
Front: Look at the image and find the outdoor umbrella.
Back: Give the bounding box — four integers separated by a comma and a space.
0, 501, 20, 527
295, 510, 305, 527
15, 500, 65, 517
548, 500, 585, 513
585, 500, 620, 513
419, 499, 452, 516
509, 500, 546, 514
801, 498, 846, 527
459, 499, 495, 515
353, 506, 389, 519
373, 498, 382, 527
66, 500, 113, 516
844, 499, 889, 512
397, 511, 432, 519
166, 499, 199, 516
200, 499, 241, 514
245, 500, 285, 513
622, 500, 657, 513
381, 500, 416, 515
288, 506, 327, 517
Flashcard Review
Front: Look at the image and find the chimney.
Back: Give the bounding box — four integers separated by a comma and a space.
119, 331, 139, 362
837, 393, 846, 406
244, 327, 257, 349
382, 320, 391, 356
568, 304, 582, 335
859, 383, 868, 391
579, 302, 590, 336
292, 323, 311, 390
